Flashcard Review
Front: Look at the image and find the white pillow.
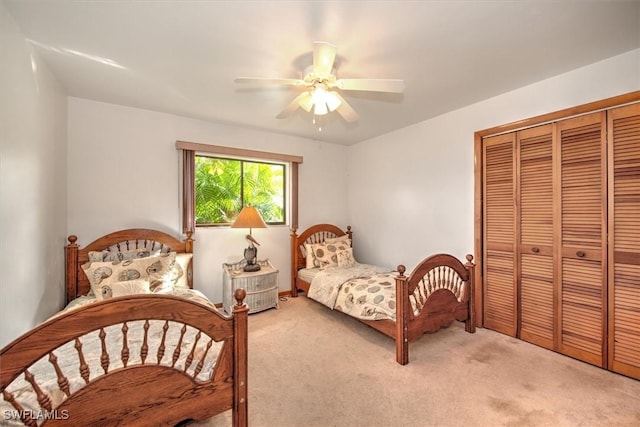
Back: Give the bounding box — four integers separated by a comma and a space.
99, 279, 151, 300
304, 243, 316, 269
325, 234, 351, 246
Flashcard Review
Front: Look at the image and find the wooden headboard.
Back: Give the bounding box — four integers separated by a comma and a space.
65, 228, 194, 304
290, 224, 352, 296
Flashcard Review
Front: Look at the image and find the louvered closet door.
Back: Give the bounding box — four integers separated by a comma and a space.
483, 133, 517, 336
608, 103, 640, 380
518, 125, 555, 349
557, 112, 607, 367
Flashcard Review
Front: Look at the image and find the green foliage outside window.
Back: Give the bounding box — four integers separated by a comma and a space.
195, 156, 285, 225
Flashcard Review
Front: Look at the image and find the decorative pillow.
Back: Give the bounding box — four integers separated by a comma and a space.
88, 249, 161, 262
167, 253, 193, 289
304, 243, 316, 269
99, 279, 151, 300
337, 248, 357, 268
82, 252, 175, 299
311, 241, 351, 269
325, 235, 351, 246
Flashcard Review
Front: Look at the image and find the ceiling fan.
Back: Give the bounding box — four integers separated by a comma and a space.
234, 42, 405, 123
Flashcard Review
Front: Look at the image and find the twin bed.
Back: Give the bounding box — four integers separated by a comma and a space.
1, 228, 248, 426
291, 224, 476, 365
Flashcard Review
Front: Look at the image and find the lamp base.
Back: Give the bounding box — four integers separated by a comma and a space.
243, 263, 261, 272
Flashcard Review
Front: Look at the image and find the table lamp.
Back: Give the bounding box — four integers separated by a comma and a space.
231, 206, 267, 272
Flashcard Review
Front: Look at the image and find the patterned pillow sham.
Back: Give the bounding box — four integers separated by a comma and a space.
311, 241, 351, 269
99, 279, 151, 300
82, 252, 176, 300
337, 247, 357, 267
88, 249, 162, 262
324, 235, 351, 246
166, 253, 192, 289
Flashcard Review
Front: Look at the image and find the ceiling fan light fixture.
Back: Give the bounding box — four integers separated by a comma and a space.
306, 84, 341, 116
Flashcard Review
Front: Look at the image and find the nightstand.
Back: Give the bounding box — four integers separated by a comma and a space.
223, 259, 279, 314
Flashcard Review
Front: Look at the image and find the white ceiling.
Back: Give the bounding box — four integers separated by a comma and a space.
5, 1, 640, 145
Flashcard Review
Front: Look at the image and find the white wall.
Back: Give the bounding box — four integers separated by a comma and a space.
67, 98, 350, 304
347, 49, 640, 271
0, 3, 68, 347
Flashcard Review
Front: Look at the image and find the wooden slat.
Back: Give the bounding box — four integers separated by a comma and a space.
518, 125, 554, 349
483, 133, 517, 336
558, 112, 606, 368
608, 103, 640, 380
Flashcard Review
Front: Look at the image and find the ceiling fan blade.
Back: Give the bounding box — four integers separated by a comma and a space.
276, 91, 312, 118
334, 78, 405, 93
312, 41, 337, 78
235, 77, 305, 87
333, 93, 358, 123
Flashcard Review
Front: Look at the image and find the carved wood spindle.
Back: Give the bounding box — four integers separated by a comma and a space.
157, 321, 169, 363
48, 352, 71, 397
425, 270, 433, 295
193, 339, 213, 378
74, 338, 90, 383
99, 328, 109, 374
121, 322, 130, 367
3, 390, 37, 427
141, 320, 150, 364
24, 370, 52, 411
185, 331, 202, 372
172, 324, 188, 368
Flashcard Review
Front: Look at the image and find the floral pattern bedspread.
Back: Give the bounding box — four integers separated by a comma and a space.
0, 289, 223, 425
308, 264, 399, 321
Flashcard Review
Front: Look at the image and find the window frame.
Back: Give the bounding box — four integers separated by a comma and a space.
176, 141, 302, 235
194, 154, 287, 227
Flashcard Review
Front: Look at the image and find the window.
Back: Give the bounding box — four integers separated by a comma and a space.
195, 155, 285, 226
176, 141, 302, 234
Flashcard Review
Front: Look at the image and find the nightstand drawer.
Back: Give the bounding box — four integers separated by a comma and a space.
223, 259, 279, 314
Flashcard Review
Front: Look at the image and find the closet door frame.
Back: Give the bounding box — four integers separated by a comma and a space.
474, 90, 640, 327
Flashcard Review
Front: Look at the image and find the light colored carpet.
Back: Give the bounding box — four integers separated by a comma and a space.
191, 296, 640, 427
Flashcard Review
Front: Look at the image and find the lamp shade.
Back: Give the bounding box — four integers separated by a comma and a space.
231, 206, 267, 231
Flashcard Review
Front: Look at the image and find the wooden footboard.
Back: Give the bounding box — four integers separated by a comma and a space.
1, 291, 248, 426
395, 253, 475, 365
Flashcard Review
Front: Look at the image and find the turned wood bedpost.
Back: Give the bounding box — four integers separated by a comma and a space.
232, 289, 249, 427
185, 230, 195, 288
346, 225, 353, 243
290, 227, 299, 297
65, 235, 79, 303
185, 230, 194, 253
395, 265, 409, 365
465, 254, 476, 333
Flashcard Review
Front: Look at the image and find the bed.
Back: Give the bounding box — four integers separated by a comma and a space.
290, 223, 475, 365
1, 228, 248, 426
